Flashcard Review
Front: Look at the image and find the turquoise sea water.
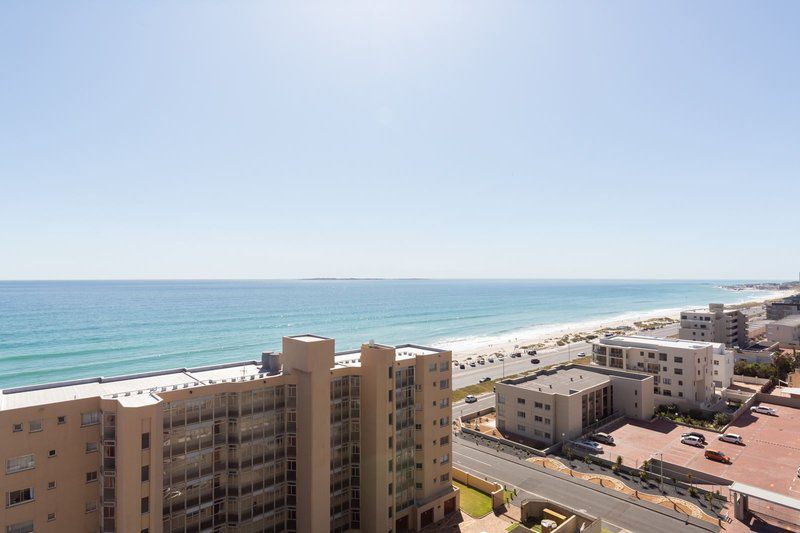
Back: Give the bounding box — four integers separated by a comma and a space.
0, 280, 779, 388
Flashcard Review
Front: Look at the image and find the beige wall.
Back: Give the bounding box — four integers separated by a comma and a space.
1, 335, 456, 533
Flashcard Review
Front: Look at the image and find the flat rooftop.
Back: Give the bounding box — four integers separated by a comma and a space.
596, 335, 719, 351
503, 366, 610, 395
1, 340, 445, 410
774, 315, 800, 327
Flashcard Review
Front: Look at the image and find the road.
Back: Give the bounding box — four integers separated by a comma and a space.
452, 323, 679, 389
452, 438, 718, 533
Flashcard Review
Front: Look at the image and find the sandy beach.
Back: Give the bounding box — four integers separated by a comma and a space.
437, 289, 797, 361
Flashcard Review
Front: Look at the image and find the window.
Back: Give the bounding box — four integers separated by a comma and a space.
388, 390, 393, 402
674, 368, 683, 375
678, 392, 684, 398
388, 483, 393, 495
57, 416, 66, 425
428, 362, 436, 372
81, 412, 100, 427
544, 432, 551, 439
47, 481, 56, 490
141, 496, 149, 514
12, 423, 22, 433
440, 436, 449, 445
6, 488, 34, 507
674, 356, 683, 363
534, 415, 542, 422
141, 432, 150, 450
48, 449, 56, 458
440, 473, 450, 482
544, 404, 551, 411
439, 361, 448, 371
517, 411, 526, 418
28, 420, 42, 433
440, 453, 449, 465
415, 463, 422, 469
662, 377, 671, 385
86, 501, 97, 513
662, 389, 672, 397
86, 442, 98, 453
517, 398, 526, 405
517, 424, 526, 432
86, 471, 98, 483
439, 398, 449, 408
5, 455, 35, 474
659, 353, 668, 361
6, 522, 33, 533
497, 393, 505, 404
544, 418, 551, 425
678, 380, 683, 386
534, 401, 542, 408
439, 379, 449, 390
48, 513, 56, 522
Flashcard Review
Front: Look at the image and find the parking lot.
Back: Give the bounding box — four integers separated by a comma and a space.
603, 402, 800, 498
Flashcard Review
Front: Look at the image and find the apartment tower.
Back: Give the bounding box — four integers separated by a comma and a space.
678, 303, 748, 347
1, 335, 458, 533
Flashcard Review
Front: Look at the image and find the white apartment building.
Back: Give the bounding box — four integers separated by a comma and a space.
592, 336, 734, 409
679, 303, 748, 347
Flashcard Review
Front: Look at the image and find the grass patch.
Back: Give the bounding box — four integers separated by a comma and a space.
452, 356, 591, 404
453, 481, 493, 518
507, 524, 538, 532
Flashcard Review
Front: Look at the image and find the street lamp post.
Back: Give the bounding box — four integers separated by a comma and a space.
658, 453, 664, 493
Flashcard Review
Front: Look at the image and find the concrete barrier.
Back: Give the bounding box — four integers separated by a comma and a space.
461, 426, 548, 457
756, 392, 800, 409
452, 466, 505, 510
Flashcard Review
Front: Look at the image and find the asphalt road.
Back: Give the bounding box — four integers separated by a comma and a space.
452, 438, 718, 533
452, 323, 679, 390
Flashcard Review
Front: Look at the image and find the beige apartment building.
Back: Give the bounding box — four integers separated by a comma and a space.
592, 336, 733, 409
767, 315, 800, 348
0, 335, 458, 533
494, 364, 654, 446
678, 303, 748, 347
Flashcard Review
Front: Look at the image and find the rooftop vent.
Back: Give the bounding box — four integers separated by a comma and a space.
261, 352, 281, 376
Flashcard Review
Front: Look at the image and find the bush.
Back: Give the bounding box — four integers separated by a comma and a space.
713, 412, 730, 427
689, 486, 698, 498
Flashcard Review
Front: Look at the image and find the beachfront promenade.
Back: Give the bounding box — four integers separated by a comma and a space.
451, 322, 679, 389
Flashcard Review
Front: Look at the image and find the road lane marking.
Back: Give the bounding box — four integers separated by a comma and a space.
453, 451, 492, 467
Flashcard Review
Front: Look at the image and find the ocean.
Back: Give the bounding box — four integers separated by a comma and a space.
0, 279, 781, 388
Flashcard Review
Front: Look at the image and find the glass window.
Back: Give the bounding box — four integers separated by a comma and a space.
141, 432, 150, 450
81, 412, 101, 427
28, 420, 42, 433
6, 488, 34, 507
5, 454, 35, 474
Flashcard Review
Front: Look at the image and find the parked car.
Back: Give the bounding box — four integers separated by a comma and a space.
750, 405, 777, 416
681, 435, 704, 448
704, 450, 731, 463
719, 433, 744, 445
464, 394, 477, 404
479, 377, 491, 383
488, 357, 494, 363
459, 364, 465, 369
469, 362, 476, 367
512, 352, 522, 358
681, 431, 707, 444
577, 352, 586, 357
573, 439, 603, 453
527, 350, 537, 355
478, 358, 485, 365
531, 358, 540, 364
590, 432, 615, 445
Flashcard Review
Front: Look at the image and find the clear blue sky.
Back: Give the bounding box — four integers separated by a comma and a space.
1, 2, 798, 280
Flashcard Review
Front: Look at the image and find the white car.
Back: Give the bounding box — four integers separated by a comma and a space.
464, 395, 477, 404
719, 433, 743, 445
577, 352, 586, 357
573, 439, 603, 453
681, 435, 704, 447
750, 405, 777, 416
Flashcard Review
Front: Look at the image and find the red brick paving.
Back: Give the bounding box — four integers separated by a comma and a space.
605, 403, 800, 499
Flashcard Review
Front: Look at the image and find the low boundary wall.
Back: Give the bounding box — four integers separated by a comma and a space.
452, 466, 505, 510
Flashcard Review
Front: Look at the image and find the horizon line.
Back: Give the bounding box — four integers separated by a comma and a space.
0, 277, 792, 283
